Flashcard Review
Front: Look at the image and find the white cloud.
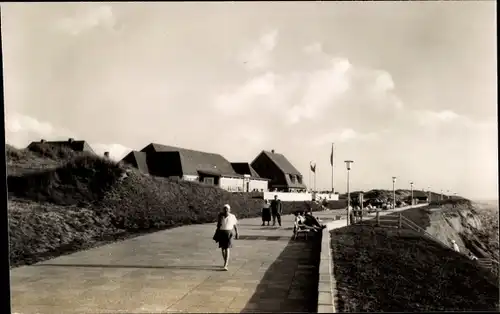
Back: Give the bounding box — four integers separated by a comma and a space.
412, 109, 495, 131
213, 72, 285, 115
91, 143, 132, 161
5, 112, 55, 136
303, 42, 323, 55
216, 42, 402, 126
55, 5, 116, 36
5, 112, 132, 160
312, 128, 382, 146
287, 58, 352, 124
5, 111, 76, 147
238, 30, 278, 71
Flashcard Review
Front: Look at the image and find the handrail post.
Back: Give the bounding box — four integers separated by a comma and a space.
398, 213, 402, 229
376, 210, 380, 227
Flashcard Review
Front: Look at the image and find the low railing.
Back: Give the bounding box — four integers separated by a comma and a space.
372, 212, 500, 275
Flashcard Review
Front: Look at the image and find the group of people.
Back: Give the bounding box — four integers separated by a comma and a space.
213, 195, 326, 270
293, 210, 326, 232
451, 239, 479, 261
261, 195, 283, 226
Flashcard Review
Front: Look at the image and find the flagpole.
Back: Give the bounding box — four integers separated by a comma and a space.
331, 143, 335, 194
308, 162, 311, 192
314, 168, 317, 192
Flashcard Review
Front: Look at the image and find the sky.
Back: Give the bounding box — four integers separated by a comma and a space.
1, 2, 497, 200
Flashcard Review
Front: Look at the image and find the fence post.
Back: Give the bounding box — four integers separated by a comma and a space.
376, 211, 380, 227
398, 213, 402, 229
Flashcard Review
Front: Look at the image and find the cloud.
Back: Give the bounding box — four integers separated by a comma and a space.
216, 42, 402, 127
287, 58, 352, 124
5, 112, 132, 160
312, 128, 382, 146
91, 143, 132, 161
303, 42, 323, 55
413, 109, 496, 130
238, 30, 278, 71
5, 111, 76, 147
55, 5, 115, 35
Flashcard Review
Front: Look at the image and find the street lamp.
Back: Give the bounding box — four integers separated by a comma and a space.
392, 177, 397, 209
440, 189, 444, 201
345, 160, 354, 225
410, 181, 414, 207
428, 186, 431, 203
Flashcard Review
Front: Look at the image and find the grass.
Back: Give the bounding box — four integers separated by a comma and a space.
330, 225, 499, 312
7, 144, 322, 268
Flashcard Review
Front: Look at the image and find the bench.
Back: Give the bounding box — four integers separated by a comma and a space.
293, 220, 313, 240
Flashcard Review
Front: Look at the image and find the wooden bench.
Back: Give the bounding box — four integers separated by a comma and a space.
293, 220, 313, 240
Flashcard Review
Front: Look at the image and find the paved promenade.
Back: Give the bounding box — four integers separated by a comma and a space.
315, 203, 428, 230
10, 214, 321, 314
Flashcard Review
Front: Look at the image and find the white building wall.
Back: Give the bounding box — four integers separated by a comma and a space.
219, 177, 245, 192
249, 179, 268, 192
263, 192, 313, 202
314, 193, 340, 201
183, 175, 199, 181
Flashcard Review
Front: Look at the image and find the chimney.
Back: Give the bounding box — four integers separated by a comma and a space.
68, 138, 74, 143
271, 149, 275, 153
104, 152, 110, 158
40, 139, 46, 143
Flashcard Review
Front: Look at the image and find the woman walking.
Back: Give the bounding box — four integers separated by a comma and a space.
214, 204, 239, 270
261, 199, 271, 226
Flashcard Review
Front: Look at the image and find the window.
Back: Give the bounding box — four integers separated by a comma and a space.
297, 176, 302, 184
204, 177, 215, 185
289, 174, 296, 183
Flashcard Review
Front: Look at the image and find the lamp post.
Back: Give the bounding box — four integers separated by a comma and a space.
440, 189, 444, 201
428, 186, 431, 203
345, 160, 354, 225
392, 177, 397, 209
410, 181, 414, 207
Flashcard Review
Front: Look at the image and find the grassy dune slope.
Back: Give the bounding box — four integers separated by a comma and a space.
7, 144, 321, 268
330, 225, 499, 312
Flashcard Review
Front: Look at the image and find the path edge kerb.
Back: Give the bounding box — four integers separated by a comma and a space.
317, 227, 336, 313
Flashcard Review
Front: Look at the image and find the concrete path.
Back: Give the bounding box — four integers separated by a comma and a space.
10, 214, 322, 314
314, 204, 429, 230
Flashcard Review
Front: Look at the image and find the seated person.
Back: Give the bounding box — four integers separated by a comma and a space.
468, 252, 478, 261
294, 211, 306, 224
303, 212, 326, 230
294, 211, 320, 232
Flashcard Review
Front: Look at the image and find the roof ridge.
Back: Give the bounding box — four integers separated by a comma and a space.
151, 143, 224, 157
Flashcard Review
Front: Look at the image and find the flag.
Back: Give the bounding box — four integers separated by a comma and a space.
330, 144, 334, 166
310, 162, 316, 173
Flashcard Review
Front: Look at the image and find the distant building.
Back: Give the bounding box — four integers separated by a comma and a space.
230, 162, 268, 192
409, 190, 429, 203
27, 138, 95, 154
121, 143, 268, 192
250, 149, 307, 192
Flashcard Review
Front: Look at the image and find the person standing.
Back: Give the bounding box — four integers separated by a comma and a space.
261, 199, 271, 226
270, 195, 283, 227
216, 204, 239, 270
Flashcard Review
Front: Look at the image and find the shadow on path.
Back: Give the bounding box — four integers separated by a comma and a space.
32, 264, 224, 271
241, 234, 321, 313
237, 235, 290, 241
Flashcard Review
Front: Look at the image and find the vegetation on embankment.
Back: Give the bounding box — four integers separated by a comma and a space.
7, 144, 321, 268
374, 199, 498, 275
330, 225, 499, 312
